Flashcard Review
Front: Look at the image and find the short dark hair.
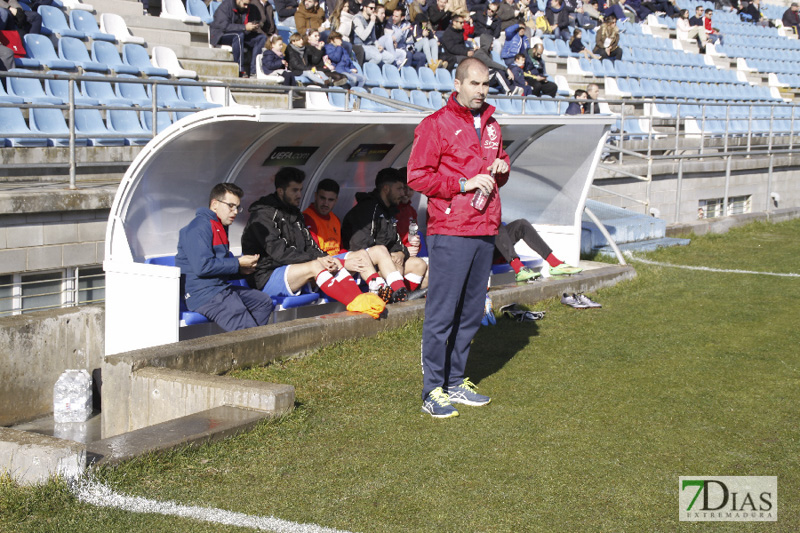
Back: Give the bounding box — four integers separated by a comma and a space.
574, 89, 587, 98
705, 8, 713, 14
275, 167, 306, 190
209, 183, 243, 205
328, 31, 343, 41
375, 167, 402, 190
316, 178, 340, 195
514, 53, 525, 61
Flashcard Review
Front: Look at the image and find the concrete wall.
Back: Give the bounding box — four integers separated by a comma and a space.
0, 305, 105, 426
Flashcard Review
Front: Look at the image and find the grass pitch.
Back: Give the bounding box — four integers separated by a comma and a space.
2, 219, 799, 532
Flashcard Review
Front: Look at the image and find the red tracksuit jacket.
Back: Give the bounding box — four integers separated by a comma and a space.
407, 93, 510, 237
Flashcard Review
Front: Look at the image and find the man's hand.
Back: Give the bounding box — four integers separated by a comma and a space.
345, 251, 369, 272
488, 158, 509, 176
407, 235, 421, 257
246, 22, 259, 31
464, 173, 494, 195
320, 256, 342, 273
238, 254, 259, 274
467, 50, 474, 57
507, 68, 514, 79
390, 251, 405, 270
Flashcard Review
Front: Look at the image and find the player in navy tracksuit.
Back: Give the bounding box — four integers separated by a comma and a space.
175, 183, 273, 331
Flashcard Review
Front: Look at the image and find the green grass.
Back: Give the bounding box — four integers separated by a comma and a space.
3, 219, 800, 532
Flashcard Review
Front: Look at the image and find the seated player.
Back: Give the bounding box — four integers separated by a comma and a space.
175, 183, 274, 331
495, 219, 583, 281
241, 167, 385, 319
341, 168, 428, 299
303, 178, 415, 303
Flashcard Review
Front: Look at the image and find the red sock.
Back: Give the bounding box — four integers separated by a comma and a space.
510, 258, 524, 274
386, 271, 406, 292
316, 269, 362, 305
546, 253, 563, 267
405, 273, 423, 291
366, 273, 380, 285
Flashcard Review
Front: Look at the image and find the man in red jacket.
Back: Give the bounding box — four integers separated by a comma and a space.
407, 57, 510, 419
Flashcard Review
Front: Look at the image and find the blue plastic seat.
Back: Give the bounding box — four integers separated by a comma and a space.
147, 76, 196, 108
368, 87, 392, 112
435, 68, 454, 91
0, 107, 49, 147
328, 90, 346, 108
92, 40, 141, 75
186, 0, 213, 23
38, 5, 86, 39
390, 88, 410, 104
400, 66, 422, 90
554, 38, 573, 57
0, 79, 24, 104
107, 109, 152, 145
122, 44, 170, 77
43, 70, 99, 105
417, 66, 438, 91
523, 98, 542, 114
69, 10, 115, 42
142, 110, 174, 134
178, 81, 221, 109
23, 34, 78, 70
410, 89, 432, 109
362, 62, 385, 87
538, 97, 558, 115
602, 59, 616, 77
6, 71, 63, 104
428, 90, 444, 109
29, 107, 90, 147
74, 108, 126, 146
382, 64, 402, 89
82, 78, 132, 106
114, 74, 151, 107
58, 36, 109, 72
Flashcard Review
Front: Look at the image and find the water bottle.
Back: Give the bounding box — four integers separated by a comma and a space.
53, 369, 93, 423
408, 218, 418, 238
471, 170, 494, 212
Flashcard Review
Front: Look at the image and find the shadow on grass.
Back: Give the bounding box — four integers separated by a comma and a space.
465, 317, 539, 385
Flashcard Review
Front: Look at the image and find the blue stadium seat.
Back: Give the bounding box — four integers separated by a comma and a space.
107, 109, 152, 145
410, 89, 432, 109
390, 88, 410, 104
417, 66, 438, 91
0, 107, 49, 147
58, 36, 110, 73
147, 76, 197, 108
186, 0, 213, 23
363, 62, 385, 87
6, 71, 63, 104
29, 107, 90, 147
382, 64, 402, 89
69, 10, 115, 42
74, 108, 126, 146
400, 66, 422, 90
0, 80, 25, 104
178, 81, 222, 109
83, 78, 132, 106
24, 34, 78, 70
601, 59, 616, 77
554, 38, 574, 57
328, 90, 346, 109
142, 110, 174, 134
123, 44, 170, 77
114, 74, 151, 107
428, 90, 444, 109
43, 70, 99, 105
435, 68, 454, 91
38, 5, 86, 39
368, 87, 393, 112
92, 41, 141, 75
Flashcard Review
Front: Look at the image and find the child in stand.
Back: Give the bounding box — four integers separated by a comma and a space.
569, 28, 599, 59
261, 35, 297, 86
509, 53, 533, 96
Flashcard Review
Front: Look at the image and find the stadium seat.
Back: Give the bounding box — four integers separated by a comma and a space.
305, 88, 340, 110
92, 41, 141, 76
24, 34, 78, 70
74, 108, 126, 146
114, 74, 152, 107
6, 71, 63, 104
82, 78, 132, 106
142, 110, 174, 134
417, 66, 438, 91
362, 62, 385, 87
410, 89, 432, 109
107, 109, 152, 145
390, 88, 410, 105
435, 68, 454, 91
327, 89, 347, 109
160, 0, 203, 23
178, 81, 222, 109
69, 10, 115, 42
0, 107, 49, 147
122, 44, 170, 77
29, 107, 90, 147
42, 70, 98, 106
60, 0, 94, 12
100, 13, 145, 45
0, 80, 25, 104
428, 90, 444, 109
205, 82, 242, 106
400, 66, 422, 90
147, 76, 197, 108
58, 36, 110, 73
253, 53, 284, 83
151, 46, 197, 79
367, 87, 393, 112
186, 0, 213, 24
382, 64, 402, 89
38, 5, 87, 39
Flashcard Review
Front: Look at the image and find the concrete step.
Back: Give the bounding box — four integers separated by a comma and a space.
87, 405, 270, 465
93, 0, 144, 17
125, 13, 207, 35
185, 58, 239, 78
125, 26, 192, 48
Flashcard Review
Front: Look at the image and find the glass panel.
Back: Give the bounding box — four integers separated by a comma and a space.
21, 271, 63, 312
0, 275, 13, 317
78, 266, 105, 304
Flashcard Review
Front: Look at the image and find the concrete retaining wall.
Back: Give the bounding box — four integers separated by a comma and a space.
0, 428, 85, 485
0, 305, 104, 426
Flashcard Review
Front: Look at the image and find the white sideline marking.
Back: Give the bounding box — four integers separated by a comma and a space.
624, 252, 800, 278
72, 478, 355, 533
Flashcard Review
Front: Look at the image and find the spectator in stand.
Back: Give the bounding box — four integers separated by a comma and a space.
427, 0, 454, 32
783, 2, 800, 35
325, 31, 366, 86
210, 0, 268, 78
565, 88, 588, 114
688, 5, 704, 26
303, 178, 413, 302
494, 219, 583, 281
563, 0, 596, 29
624, 0, 652, 22
643, 0, 677, 18
677, 8, 707, 52
473, 34, 514, 93
249, 0, 277, 39
285, 31, 334, 85
739, 0, 768, 26
275, 0, 299, 28
447, 0, 470, 17
496, 0, 525, 30
241, 167, 386, 319
525, 43, 558, 97
570, 28, 599, 59
468, 0, 490, 12
604, 0, 629, 22
341, 168, 429, 298
546, 0, 572, 41
500, 23, 528, 67
386, 7, 427, 68
353, 0, 406, 65
473, 0, 502, 40
374, 4, 387, 39
586, 82, 600, 113
261, 35, 298, 85
330, 0, 364, 65
0, 0, 43, 36
704, 8, 724, 43
175, 183, 274, 332
593, 11, 623, 61
440, 15, 474, 68
296, 0, 326, 35
509, 53, 532, 95
409, 0, 429, 24
410, 10, 444, 69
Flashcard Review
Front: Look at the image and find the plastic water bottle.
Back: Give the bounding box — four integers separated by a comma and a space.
471, 170, 494, 212
53, 369, 93, 423
408, 218, 418, 238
